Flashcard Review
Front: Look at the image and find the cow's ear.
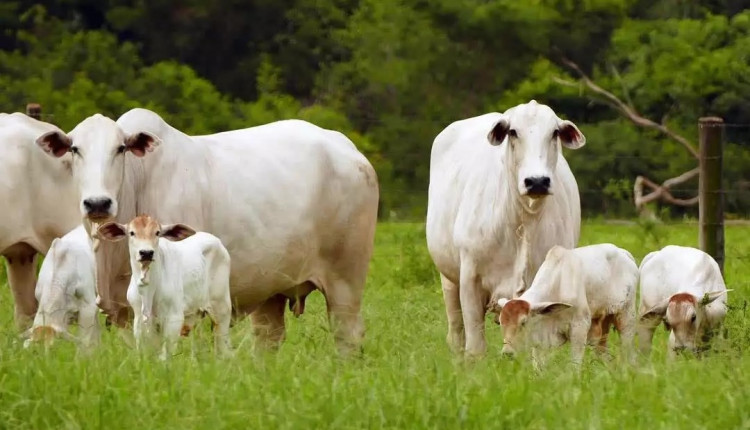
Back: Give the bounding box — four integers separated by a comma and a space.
558, 120, 585, 149
36, 131, 72, 158
531, 301, 572, 316
97, 223, 128, 242
160, 224, 196, 242
487, 116, 510, 146
125, 132, 161, 157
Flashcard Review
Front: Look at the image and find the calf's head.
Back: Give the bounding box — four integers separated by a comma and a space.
494, 298, 572, 357
35, 114, 160, 222
97, 215, 196, 276
487, 100, 585, 198
640, 290, 730, 353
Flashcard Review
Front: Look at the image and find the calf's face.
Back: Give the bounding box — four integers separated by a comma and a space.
487, 100, 585, 198
97, 215, 196, 270
640, 290, 730, 353
494, 298, 572, 357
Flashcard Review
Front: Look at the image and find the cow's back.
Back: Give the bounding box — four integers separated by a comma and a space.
119, 109, 378, 308
574, 244, 638, 315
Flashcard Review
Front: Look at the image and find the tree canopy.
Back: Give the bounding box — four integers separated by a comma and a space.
2, 0, 749, 218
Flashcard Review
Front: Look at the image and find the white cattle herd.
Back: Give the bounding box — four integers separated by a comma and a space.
0, 100, 731, 364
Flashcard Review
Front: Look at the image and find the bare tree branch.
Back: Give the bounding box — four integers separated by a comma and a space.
558, 58, 699, 159
634, 168, 700, 210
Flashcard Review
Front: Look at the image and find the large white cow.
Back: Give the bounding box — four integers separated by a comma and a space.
35, 108, 379, 354
0, 113, 80, 329
426, 100, 586, 356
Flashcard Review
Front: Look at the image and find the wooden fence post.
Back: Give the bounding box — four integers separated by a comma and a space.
698, 116, 724, 274
25, 103, 42, 120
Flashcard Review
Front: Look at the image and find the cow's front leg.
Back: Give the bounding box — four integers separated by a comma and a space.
440, 274, 464, 353
459, 263, 486, 357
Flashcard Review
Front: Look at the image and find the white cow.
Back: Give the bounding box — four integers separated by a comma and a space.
494, 244, 638, 367
638, 245, 730, 358
35, 108, 379, 355
426, 100, 585, 356
0, 113, 79, 329
98, 215, 232, 360
23, 225, 99, 349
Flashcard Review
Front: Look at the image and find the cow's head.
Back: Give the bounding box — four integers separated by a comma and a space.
639, 290, 730, 354
97, 215, 196, 279
494, 298, 572, 357
35, 114, 160, 223
487, 100, 585, 198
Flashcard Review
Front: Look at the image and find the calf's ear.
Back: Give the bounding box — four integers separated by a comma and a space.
531, 301, 572, 316
699, 289, 732, 306
36, 131, 72, 158
97, 223, 128, 242
639, 300, 668, 322
160, 224, 197, 242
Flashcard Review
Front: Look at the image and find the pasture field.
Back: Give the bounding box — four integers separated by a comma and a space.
1, 221, 750, 429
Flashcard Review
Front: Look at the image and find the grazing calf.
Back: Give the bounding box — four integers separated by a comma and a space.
494, 244, 638, 367
638, 245, 730, 359
23, 225, 99, 349
98, 215, 232, 360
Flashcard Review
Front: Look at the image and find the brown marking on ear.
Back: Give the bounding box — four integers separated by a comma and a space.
36, 131, 71, 158
161, 224, 197, 242
500, 300, 530, 326
180, 324, 192, 337
97, 222, 128, 241
125, 132, 158, 157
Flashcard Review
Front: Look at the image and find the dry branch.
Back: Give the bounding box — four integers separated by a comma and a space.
555, 58, 700, 212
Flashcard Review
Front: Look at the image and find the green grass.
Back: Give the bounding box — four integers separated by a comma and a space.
2, 221, 750, 429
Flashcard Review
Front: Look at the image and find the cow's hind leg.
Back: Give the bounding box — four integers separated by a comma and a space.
3, 243, 39, 331
250, 294, 287, 351
440, 274, 464, 353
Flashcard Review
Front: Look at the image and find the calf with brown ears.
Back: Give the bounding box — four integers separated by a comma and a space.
98, 215, 232, 360
638, 245, 731, 359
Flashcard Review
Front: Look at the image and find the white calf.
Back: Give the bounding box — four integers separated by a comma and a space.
638, 245, 730, 358
494, 244, 638, 367
98, 215, 232, 360
23, 225, 99, 349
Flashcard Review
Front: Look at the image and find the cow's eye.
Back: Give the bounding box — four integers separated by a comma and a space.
552, 129, 559, 139
155, 230, 160, 237
509, 129, 518, 138
690, 314, 697, 323
117, 145, 126, 154
129, 231, 135, 237
70, 146, 79, 155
